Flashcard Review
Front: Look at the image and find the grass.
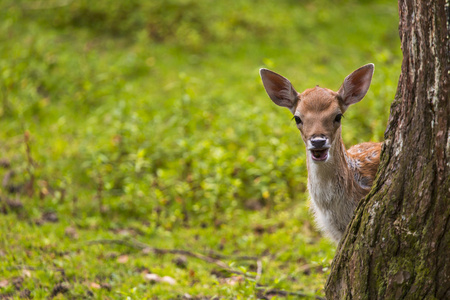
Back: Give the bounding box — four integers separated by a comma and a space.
0, 0, 401, 298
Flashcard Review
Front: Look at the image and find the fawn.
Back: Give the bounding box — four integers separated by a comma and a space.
260, 64, 381, 243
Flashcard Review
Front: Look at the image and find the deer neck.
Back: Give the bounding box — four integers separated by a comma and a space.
305, 134, 367, 242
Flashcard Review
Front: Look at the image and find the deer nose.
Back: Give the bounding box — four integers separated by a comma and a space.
310, 137, 327, 148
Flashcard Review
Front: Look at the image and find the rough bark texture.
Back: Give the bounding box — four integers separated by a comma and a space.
325, 0, 449, 299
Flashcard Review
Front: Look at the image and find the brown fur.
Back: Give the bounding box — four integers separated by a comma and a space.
297, 87, 342, 145
347, 142, 382, 193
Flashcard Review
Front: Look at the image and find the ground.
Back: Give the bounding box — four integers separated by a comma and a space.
0, 0, 400, 298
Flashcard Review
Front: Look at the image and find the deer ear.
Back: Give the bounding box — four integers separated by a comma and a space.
338, 64, 374, 111
260, 69, 298, 112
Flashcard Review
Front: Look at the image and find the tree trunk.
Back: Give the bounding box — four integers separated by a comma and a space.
325, 0, 449, 299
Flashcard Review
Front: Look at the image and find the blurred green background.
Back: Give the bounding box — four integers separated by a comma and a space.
0, 0, 400, 298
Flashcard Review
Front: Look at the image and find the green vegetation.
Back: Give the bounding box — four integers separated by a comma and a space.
0, 0, 400, 298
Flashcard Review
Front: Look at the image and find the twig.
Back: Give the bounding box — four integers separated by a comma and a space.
7, 265, 65, 274
85, 238, 326, 299
256, 285, 325, 300
84, 238, 251, 277
255, 259, 263, 283
24, 131, 35, 197
205, 249, 261, 261
24, 131, 34, 168
85, 238, 145, 249
6, 265, 38, 271
85, 238, 260, 261
96, 174, 105, 214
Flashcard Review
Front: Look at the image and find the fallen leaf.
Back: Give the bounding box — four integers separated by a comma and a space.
117, 229, 132, 236
90, 282, 101, 289
22, 269, 31, 278
188, 269, 195, 278
64, 226, 79, 239
143, 274, 177, 285
144, 273, 161, 282
117, 255, 129, 264
142, 247, 152, 255
0, 279, 9, 288
161, 276, 176, 285
222, 276, 244, 286
100, 282, 112, 291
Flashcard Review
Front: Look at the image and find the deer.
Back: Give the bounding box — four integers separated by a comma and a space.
260, 64, 381, 243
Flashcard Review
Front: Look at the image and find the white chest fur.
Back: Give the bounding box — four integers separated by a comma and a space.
307, 158, 357, 243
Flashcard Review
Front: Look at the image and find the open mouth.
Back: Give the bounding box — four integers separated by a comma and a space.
311, 149, 329, 161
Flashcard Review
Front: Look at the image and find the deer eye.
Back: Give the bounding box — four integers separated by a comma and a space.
334, 114, 343, 123
293, 116, 302, 125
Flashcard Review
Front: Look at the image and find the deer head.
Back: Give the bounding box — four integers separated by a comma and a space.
260, 64, 374, 163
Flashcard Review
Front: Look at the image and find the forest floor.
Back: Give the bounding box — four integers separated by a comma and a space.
0, 0, 400, 298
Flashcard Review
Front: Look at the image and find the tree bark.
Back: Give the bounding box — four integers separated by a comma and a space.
325, 0, 449, 299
